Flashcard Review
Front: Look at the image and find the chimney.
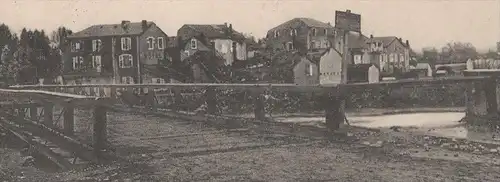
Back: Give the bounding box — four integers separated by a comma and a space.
406, 40, 409, 46
370, 34, 373, 39
121, 20, 131, 30
346, 9, 351, 13
224, 22, 228, 27
141, 20, 148, 31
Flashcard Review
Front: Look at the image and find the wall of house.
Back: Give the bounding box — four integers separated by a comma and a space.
181, 38, 211, 61
139, 24, 168, 65
265, 20, 335, 53
384, 40, 410, 73
293, 57, 319, 85
319, 48, 343, 85
64, 36, 113, 75
213, 39, 247, 65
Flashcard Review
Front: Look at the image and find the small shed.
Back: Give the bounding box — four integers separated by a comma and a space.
410, 63, 432, 77
347, 63, 380, 83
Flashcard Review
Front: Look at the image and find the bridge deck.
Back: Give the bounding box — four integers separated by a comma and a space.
57, 108, 500, 181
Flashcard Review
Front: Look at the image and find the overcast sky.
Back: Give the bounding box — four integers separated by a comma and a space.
1, 0, 499, 52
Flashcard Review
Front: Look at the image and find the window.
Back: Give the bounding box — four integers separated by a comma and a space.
118, 54, 133, 68
305, 63, 313, 76
190, 39, 197, 49
184, 50, 190, 57
286, 42, 294, 51
121, 76, 134, 84
324, 29, 328, 36
72, 56, 84, 70
147, 37, 155, 50
121, 37, 132, 51
92, 55, 102, 72
92, 39, 102, 52
157, 37, 164, 50
71, 41, 81, 52
311, 28, 317, 36
274, 30, 280, 38
290, 29, 297, 36
354, 55, 362, 64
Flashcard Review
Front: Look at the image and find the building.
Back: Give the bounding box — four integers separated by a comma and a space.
177, 23, 247, 66
347, 63, 380, 83
410, 63, 432, 77
318, 47, 343, 86
64, 20, 169, 89
265, 18, 337, 53
365, 36, 411, 76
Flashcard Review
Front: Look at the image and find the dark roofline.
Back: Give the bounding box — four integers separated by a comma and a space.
67, 21, 162, 39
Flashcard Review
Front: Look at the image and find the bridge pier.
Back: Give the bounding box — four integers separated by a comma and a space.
464, 76, 499, 122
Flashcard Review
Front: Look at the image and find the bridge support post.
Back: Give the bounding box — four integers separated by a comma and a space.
205, 87, 217, 115
323, 88, 344, 132
43, 102, 54, 127
93, 104, 107, 159
63, 101, 75, 135
253, 91, 266, 121
484, 78, 498, 117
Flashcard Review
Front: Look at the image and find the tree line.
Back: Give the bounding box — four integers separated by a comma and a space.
0, 23, 73, 85
416, 42, 498, 66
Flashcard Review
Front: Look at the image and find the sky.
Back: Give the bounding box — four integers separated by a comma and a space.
1, 0, 499, 53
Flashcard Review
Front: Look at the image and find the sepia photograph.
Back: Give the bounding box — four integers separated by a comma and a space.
0, 0, 500, 181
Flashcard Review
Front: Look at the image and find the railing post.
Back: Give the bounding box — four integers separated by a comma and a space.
63, 101, 75, 135
110, 87, 117, 99
173, 89, 183, 111
93, 104, 107, 159
205, 87, 217, 115
253, 90, 266, 121
29, 105, 38, 121
43, 102, 54, 127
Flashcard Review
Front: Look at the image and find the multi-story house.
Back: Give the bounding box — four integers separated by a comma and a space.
365, 36, 411, 76
265, 18, 337, 53
64, 20, 169, 90
177, 23, 247, 66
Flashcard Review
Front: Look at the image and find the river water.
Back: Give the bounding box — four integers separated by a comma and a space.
275, 112, 500, 144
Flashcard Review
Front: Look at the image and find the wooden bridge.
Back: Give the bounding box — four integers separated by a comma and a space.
2, 70, 500, 171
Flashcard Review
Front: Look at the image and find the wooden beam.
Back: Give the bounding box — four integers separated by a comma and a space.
43, 102, 54, 127
93, 105, 107, 161
63, 101, 75, 135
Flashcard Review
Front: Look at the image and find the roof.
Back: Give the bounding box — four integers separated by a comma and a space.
269, 18, 334, 32
368, 36, 410, 48
412, 63, 431, 70
180, 24, 246, 41
68, 21, 155, 38
348, 32, 369, 49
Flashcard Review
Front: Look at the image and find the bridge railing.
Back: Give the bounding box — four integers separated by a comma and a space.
8, 76, 493, 127
0, 88, 110, 170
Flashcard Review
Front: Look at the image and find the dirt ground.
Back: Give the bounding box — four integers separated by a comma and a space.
2, 110, 500, 182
